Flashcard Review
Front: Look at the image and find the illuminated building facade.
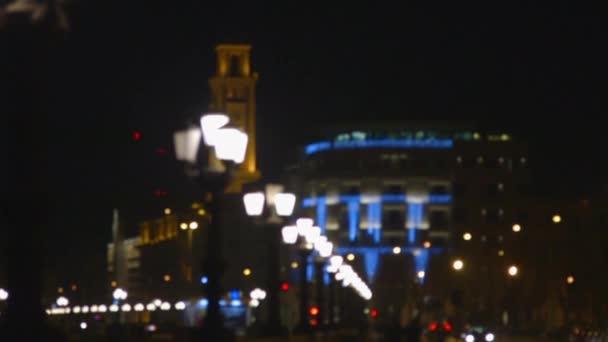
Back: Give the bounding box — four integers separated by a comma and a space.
107, 204, 208, 301
289, 122, 530, 314
208, 44, 261, 192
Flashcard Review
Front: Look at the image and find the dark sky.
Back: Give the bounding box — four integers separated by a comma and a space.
38, 1, 607, 285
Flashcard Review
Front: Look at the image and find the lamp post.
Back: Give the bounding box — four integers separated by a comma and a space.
282, 218, 319, 332
243, 185, 296, 336
174, 113, 248, 340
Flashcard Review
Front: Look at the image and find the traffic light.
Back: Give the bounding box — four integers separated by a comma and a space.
281, 282, 289, 291
133, 131, 141, 141
309, 306, 319, 317
370, 309, 379, 318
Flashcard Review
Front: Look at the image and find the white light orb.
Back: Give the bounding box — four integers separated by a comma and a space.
281, 225, 298, 244
274, 193, 296, 216
175, 301, 186, 310
243, 192, 265, 216
200, 113, 229, 146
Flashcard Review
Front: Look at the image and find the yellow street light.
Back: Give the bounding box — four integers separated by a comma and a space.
163, 274, 171, 282
423, 241, 431, 248
290, 261, 298, 269
512, 224, 521, 232
189, 221, 198, 230
498, 250, 505, 257
180, 223, 188, 230
243, 268, 252, 276
346, 253, 355, 261
463, 233, 472, 241
452, 259, 464, 271
567, 275, 575, 284
164, 208, 171, 215
552, 215, 562, 223
508, 265, 518, 277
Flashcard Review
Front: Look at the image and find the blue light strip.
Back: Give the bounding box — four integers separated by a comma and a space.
303, 194, 447, 207
306, 256, 314, 283
304, 139, 454, 155
316, 197, 327, 234
348, 200, 359, 242
305, 141, 332, 155
414, 249, 430, 285
364, 250, 380, 284
408, 225, 416, 244
382, 194, 407, 202
429, 194, 451, 203
374, 203, 382, 243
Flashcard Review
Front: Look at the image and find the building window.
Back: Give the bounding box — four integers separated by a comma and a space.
430, 185, 449, 195
384, 185, 403, 194
517, 211, 529, 223
346, 186, 360, 195
487, 184, 498, 197
452, 207, 467, 224
429, 211, 448, 229
485, 158, 498, 168
383, 209, 405, 231
485, 210, 499, 224
452, 183, 466, 196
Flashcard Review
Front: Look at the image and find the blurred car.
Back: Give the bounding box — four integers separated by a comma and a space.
461, 325, 495, 342
424, 320, 455, 342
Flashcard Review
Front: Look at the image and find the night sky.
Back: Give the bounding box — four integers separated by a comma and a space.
31, 1, 607, 286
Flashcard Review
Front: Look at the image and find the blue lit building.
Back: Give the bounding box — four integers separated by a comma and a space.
288, 122, 530, 314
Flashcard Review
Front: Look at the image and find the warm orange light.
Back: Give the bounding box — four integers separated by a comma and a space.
567, 275, 575, 284
58, 287, 64, 294
309, 306, 319, 316
423, 241, 431, 248
111, 281, 117, 288
163, 274, 171, 282
71, 284, 77, 291
512, 224, 521, 232
552, 215, 562, 223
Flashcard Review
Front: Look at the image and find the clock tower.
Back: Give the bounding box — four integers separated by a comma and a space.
209, 44, 261, 192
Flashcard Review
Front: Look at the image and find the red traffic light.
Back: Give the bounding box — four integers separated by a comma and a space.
281, 282, 289, 291
309, 306, 319, 316
443, 322, 452, 332
429, 322, 438, 332
133, 131, 141, 140
370, 309, 379, 318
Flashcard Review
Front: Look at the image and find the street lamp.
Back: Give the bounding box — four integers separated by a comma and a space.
174, 113, 249, 339
0, 288, 8, 301
507, 265, 518, 277
243, 184, 296, 336
452, 259, 464, 271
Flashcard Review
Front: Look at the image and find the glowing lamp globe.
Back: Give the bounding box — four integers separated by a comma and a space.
243, 192, 265, 216
319, 241, 333, 258
296, 218, 314, 236
281, 225, 298, 244
274, 193, 296, 216
173, 127, 202, 163
305, 226, 322, 244
213, 128, 248, 163
200, 114, 229, 146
